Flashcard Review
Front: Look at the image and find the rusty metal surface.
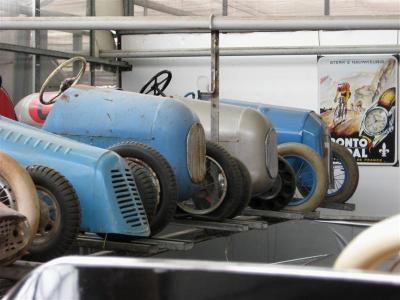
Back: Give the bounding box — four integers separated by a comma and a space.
186, 122, 206, 183
0, 152, 40, 265
210, 30, 220, 143
0, 204, 30, 266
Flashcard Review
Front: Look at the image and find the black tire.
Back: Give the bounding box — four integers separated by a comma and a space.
278, 143, 328, 212
108, 141, 177, 235
25, 165, 80, 262
250, 156, 296, 211
127, 161, 157, 222
178, 141, 244, 220
325, 143, 359, 203
226, 157, 252, 218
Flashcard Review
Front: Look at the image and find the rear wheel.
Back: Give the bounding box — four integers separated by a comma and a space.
278, 143, 328, 212
227, 157, 252, 218
127, 161, 157, 222
325, 143, 359, 203
25, 165, 80, 262
109, 141, 177, 235
178, 142, 244, 220
250, 156, 296, 211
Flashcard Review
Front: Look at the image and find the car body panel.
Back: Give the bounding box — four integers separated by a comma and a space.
0, 86, 17, 120
0, 116, 150, 237
222, 99, 325, 154
221, 99, 332, 182
176, 97, 278, 194
16, 86, 205, 200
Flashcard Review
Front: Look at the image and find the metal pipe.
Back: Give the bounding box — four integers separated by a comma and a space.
1, 16, 399, 31
100, 45, 400, 58
0, 42, 131, 70
210, 31, 220, 143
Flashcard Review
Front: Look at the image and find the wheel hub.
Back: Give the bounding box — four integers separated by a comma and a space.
178, 156, 227, 215
33, 186, 61, 246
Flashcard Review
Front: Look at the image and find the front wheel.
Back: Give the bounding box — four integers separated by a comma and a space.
250, 156, 296, 211
278, 143, 328, 212
26, 165, 80, 262
325, 143, 359, 203
178, 142, 244, 220
108, 141, 178, 235
226, 157, 252, 218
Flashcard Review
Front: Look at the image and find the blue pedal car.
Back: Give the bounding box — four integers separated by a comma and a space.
0, 116, 150, 261
16, 57, 250, 227
220, 98, 359, 205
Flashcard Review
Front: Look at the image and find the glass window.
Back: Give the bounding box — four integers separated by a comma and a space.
331, 0, 400, 16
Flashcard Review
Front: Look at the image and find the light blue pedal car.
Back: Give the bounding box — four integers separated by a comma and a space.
0, 116, 150, 261
16, 57, 250, 230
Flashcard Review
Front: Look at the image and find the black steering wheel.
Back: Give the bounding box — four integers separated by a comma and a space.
139, 70, 172, 97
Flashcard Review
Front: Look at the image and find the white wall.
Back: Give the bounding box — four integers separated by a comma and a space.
122, 30, 400, 217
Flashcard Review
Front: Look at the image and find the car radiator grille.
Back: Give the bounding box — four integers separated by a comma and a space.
110, 169, 148, 229
266, 129, 279, 179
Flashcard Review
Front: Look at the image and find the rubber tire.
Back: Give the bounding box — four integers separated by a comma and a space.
25, 166, 80, 262
108, 141, 178, 235
127, 160, 157, 223
325, 143, 359, 203
0, 152, 40, 265
198, 142, 244, 220
334, 214, 400, 271
278, 143, 328, 212
250, 156, 296, 211
226, 157, 252, 218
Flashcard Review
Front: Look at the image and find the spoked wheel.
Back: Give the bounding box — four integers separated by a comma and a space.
108, 141, 178, 236
278, 143, 328, 212
178, 142, 244, 220
178, 156, 227, 215
0, 152, 40, 265
250, 156, 295, 211
25, 166, 80, 262
325, 143, 359, 203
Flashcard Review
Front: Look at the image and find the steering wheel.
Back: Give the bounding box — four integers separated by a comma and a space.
139, 70, 172, 97
39, 56, 87, 105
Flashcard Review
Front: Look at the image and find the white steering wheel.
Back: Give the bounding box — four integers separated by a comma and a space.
39, 56, 87, 105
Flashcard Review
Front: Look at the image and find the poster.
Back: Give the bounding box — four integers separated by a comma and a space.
319, 55, 398, 165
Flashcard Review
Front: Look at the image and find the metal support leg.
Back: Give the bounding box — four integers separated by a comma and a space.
324, 0, 330, 16
222, 0, 228, 16
72, 33, 83, 75
210, 30, 220, 143
87, 0, 96, 85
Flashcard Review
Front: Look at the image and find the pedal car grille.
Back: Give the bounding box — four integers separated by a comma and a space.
187, 122, 206, 183
322, 127, 334, 187
265, 128, 279, 179
110, 168, 148, 229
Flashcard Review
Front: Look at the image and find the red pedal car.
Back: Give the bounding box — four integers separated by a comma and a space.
0, 76, 17, 120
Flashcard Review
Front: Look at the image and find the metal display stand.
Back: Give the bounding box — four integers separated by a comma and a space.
0, 202, 370, 282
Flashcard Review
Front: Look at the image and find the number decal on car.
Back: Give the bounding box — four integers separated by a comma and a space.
28, 97, 52, 123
